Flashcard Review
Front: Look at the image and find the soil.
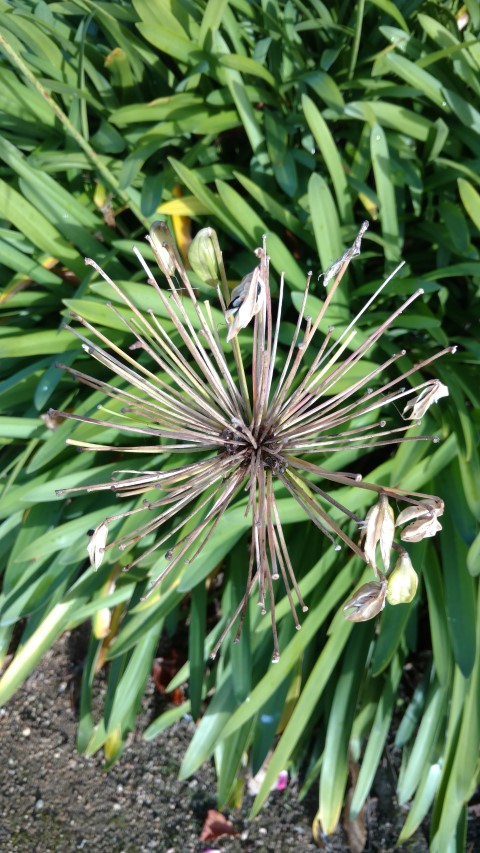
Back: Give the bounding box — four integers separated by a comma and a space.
0, 630, 444, 853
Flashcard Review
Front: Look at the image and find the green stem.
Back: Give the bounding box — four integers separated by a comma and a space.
0, 31, 147, 226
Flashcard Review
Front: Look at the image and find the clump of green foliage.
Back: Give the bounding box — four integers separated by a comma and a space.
0, 2, 478, 849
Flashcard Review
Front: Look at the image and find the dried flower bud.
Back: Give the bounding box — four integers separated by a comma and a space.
386, 553, 418, 605
343, 580, 387, 622
148, 221, 179, 276
187, 227, 219, 286
87, 521, 109, 569
362, 494, 395, 572
226, 268, 265, 341
400, 515, 442, 542
402, 379, 449, 420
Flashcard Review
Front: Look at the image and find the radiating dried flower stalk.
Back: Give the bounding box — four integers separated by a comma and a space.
52, 222, 455, 660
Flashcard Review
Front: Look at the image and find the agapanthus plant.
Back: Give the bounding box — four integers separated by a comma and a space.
52, 223, 455, 661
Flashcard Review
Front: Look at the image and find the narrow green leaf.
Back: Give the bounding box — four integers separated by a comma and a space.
423, 550, 453, 685
302, 95, 352, 223
467, 532, 480, 577
398, 761, 442, 842
0, 179, 81, 266
307, 172, 342, 274
440, 507, 476, 678
144, 699, 192, 740
188, 579, 206, 720
199, 0, 230, 45
215, 180, 306, 288
350, 654, 403, 818
369, 0, 409, 31
216, 720, 253, 808
219, 53, 276, 87
382, 53, 446, 108
458, 177, 480, 231
397, 678, 448, 804
250, 616, 354, 818
0, 600, 77, 704
370, 123, 401, 261
77, 635, 102, 752
430, 585, 480, 850
179, 673, 237, 778
318, 624, 374, 834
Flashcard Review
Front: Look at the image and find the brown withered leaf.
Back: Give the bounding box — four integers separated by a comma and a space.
199, 809, 238, 842
152, 647, 186, 704
343, 760, 367, 853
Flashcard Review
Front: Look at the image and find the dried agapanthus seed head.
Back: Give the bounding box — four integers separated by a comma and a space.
386, 553, 419, 605
52, 222, 455, 660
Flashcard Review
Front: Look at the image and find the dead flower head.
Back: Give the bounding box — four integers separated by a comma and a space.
51, 222, 455, 661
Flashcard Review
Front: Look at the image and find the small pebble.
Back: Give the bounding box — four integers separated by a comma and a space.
22, 727, 31, 737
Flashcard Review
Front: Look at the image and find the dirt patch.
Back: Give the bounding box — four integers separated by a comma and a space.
0, 631, 433, 852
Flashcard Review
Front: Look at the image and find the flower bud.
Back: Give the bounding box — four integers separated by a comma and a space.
386, 553, 418, 605
343, 580, 387, 622
187, 227, 219, 286
87, 521, 109, 569
148, 220, 178, 276
362, 494, 395, 572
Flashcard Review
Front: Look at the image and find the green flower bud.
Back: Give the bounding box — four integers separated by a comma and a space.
148, 220, 178, 276
386, 553, 418, 605
188, 227, 219, 286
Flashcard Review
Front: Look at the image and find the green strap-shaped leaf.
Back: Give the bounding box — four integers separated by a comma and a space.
307, 172, 343, 274
350, 653, 403, 818
370, 123, 401, 262
318, 623, 374, 834
303, 95, 353, 223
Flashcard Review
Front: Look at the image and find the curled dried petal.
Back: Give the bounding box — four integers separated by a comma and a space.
226, 269, 265, 341
87, 521, 109, 569
396, 498, 443, 527
386, 553, 418, 605
343, 580, 387, 622
402, 379, 449, 420
400, 515, 442, 542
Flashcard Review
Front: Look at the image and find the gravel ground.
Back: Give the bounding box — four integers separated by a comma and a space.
0, 630, 455, 853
